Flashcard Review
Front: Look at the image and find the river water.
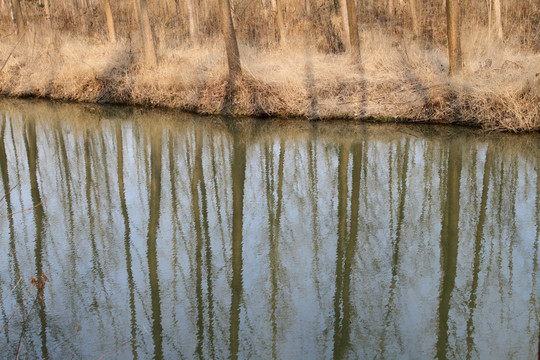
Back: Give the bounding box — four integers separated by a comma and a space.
0, 99, 538, 359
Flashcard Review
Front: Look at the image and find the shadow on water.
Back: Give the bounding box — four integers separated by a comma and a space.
0, 100, 538, 359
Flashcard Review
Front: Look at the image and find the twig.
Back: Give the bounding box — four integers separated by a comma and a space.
97, 324, 149, 359
0, 276, 23, 303
43, 322, 80, 360
0, 180, 20, 203
14, 285, 44, 359
15, 326, 24, 360
0, 282, 36, 334
0, 197, 47, 218
0, 35, 24, 73
96, 337, 136, 360
11, 274, 49, 358
0, 31, 16, 40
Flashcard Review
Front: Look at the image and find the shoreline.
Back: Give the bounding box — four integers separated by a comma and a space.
1, 32, 539, 132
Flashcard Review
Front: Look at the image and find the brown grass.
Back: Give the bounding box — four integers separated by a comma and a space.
0, 26, 539, 131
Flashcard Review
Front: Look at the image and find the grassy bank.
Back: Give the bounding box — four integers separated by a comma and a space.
0, 27, 539, 131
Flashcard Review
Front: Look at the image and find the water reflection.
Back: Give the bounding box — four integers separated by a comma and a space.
0, 100, 538, 359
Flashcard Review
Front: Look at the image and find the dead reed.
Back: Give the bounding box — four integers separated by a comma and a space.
0, 0, 538, 131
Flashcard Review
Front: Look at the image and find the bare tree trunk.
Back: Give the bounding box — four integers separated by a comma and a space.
136, 0, 158, 66
72, 0, 88, 33
446, 0, 462, 75
72, 0, 79, 19
10, 0, 24, 35
132, 0, 140, 27
304, 0, 311, 16
409, 0, 420, 38
262, 0, 270, 18
340, 0, 351, 50
365, 0, 372, 11
270, 0, 276, 13
346, 0, 360, 57
387, 0, 394, 16
275, 0, 286, 45
219, 0, 242, 83
86, 0, 94, 18
103, 0, 117, 43
491, 0, 503, 40
160, 0, 167, 19
186, 0, 199, 43
43, 0, 52, 27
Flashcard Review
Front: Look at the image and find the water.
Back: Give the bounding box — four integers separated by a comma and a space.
0, 99, 538, 359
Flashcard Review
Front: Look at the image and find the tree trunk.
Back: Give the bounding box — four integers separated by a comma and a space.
446, 0, 462, 75
219, 0, 242, 83
262, 0, 270, 18
275, 0, 286, 45
72, 0, 79, 19
304, 0, 311, 16
132, 0, 140, 29
340, 0, 350, 50
409, 0, 420, 38
85, 0, 94, 18
270, 0, 276, 13
43, 0, 52, 27
103, 0, 117, 43
186, 0, 199, 43
136, 0, 158, 67
11, 0, 24, 35
490, 0, 503, 40
72, 0, 88, 33
387, 0, 394, 16
346, 0, 360, 57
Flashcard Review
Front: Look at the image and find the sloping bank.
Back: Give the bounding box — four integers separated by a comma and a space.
0, 32, 539, 132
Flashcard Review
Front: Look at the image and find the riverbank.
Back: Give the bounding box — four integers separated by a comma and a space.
0, 29, 539, 131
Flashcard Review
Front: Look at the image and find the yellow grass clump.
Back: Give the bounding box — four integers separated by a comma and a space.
0, 26, 539, 131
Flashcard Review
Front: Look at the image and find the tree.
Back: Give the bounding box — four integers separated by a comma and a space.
344, 0, 360, 57
10, 0, 25, 35
340, 0, 351, 50
219, 0, 241, 84
387, 0, 394, 16
409, 0, 420, 39
43, 0, 52, 28
186, 0, 199, 43
446, 0, 462, 75
490, 0, 503, 40
136, 0, 158, 67
103, 0, 117, 43
275, 0, 286, 45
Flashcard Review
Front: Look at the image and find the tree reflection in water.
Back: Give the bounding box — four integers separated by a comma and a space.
0, 101, 537, 359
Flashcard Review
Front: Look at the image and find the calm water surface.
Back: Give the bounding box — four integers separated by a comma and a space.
0, 100, 538, 359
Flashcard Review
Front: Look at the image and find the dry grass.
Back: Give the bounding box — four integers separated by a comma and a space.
0, 27, 539, 131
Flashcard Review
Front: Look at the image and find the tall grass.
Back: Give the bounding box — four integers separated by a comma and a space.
0, 0, 538, 131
